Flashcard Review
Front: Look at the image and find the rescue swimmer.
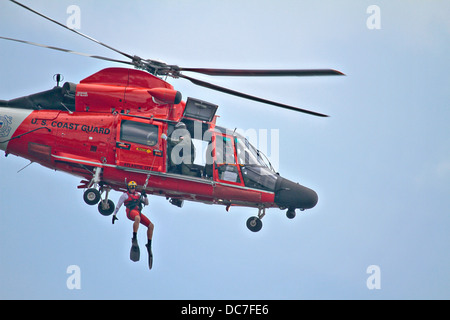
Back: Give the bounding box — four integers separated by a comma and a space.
112, 181, 154, 269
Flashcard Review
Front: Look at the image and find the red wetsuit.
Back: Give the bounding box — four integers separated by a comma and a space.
115, 191, 150, 227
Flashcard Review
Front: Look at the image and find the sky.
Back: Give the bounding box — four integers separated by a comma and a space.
0, 0, 449, 300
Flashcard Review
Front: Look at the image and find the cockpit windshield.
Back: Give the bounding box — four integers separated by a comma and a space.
235, 134, 274, 171
234, 133, 278, 192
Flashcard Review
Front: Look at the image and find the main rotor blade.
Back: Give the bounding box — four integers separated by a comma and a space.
178, 68, 345, 77
9, 0, 134, 61
179, 74, 329, 117
0, 36, 134, 66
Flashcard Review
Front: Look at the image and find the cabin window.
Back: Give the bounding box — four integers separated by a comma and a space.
120, 120, 159, 146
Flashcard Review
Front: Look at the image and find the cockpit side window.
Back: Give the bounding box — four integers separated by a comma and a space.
215, 135, 236, 165
213, 134, 241, 184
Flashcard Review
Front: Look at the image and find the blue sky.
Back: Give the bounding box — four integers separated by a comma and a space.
0, 0, 449, 299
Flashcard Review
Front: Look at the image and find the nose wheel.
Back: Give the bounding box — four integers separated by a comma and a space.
246, 216, 263, 232
246, 207, 266, 232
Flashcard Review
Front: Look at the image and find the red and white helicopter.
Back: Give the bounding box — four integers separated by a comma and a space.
0, 0, 344, 232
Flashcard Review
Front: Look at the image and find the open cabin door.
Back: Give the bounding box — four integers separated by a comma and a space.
116, 116, 166, 172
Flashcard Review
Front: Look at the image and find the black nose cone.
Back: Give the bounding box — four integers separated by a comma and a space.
274, 177, 318, 210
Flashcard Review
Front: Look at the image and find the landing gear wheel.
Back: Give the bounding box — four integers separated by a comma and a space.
246, 216, 263, 232
98, 199, 115, 216
83, 188, 101, 205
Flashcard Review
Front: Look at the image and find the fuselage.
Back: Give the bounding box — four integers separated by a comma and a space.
0, 67, 318, 212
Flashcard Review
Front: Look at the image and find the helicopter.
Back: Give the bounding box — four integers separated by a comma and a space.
0, 0, 344, 232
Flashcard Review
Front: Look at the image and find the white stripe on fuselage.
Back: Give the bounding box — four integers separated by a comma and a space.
0, 107, 33, 151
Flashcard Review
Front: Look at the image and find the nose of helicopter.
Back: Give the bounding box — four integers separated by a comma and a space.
274, 176, 318, 210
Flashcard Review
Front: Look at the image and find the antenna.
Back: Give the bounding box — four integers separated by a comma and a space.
53, 73, 64, 87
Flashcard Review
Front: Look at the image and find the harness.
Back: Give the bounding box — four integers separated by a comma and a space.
124, 191, 142, 211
